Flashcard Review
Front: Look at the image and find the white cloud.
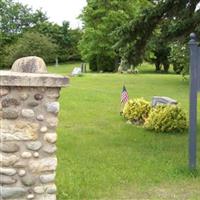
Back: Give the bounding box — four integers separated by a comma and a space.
14, 0, 87, 28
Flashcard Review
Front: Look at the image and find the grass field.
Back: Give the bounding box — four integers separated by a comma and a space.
48, 63, 200, 200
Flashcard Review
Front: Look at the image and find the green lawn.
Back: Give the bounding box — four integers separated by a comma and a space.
48, 63, 200, 200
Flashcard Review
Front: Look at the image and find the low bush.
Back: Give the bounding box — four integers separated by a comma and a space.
3, 32, 58, 68
144, 105, 188, 133
122, 98, 151, 124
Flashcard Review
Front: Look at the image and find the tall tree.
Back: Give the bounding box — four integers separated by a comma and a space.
79, 0, 150, 72
0, 0, 47, 41
0, 0, 82, 68
34, 21, 82, 62
0, 0, 48, 68
3, 32, 58, 67
115, 0, 200, 67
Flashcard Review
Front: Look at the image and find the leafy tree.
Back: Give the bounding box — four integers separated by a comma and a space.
79, 0, 150, 72
0, 0, 48, 68
68, 28, 82, 60
0, 0, 82, 68
57, 21, 81, 62
34, 21, 82, 62
3, 32, 58, 67
145, 35, 171, 72
115, 0, 200, 67
0, 0, 47, 41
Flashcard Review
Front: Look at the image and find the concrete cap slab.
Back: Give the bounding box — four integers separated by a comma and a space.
0, 71, 68, 87
0, 56, 68, 87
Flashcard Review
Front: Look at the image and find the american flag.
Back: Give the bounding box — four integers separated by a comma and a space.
121, 85, 129, 104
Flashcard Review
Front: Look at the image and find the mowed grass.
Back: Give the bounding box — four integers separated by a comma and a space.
48, 63, 200, 200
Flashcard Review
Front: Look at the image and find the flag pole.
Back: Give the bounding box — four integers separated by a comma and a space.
120, 83, 123, 115
120, 82, 128, 115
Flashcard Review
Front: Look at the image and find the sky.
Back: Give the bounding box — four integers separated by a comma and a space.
14, 0, 87, 29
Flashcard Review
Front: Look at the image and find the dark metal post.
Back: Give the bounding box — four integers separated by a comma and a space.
189, 33, 198, 170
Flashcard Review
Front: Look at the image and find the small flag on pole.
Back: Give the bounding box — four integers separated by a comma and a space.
121, 85, 129, 104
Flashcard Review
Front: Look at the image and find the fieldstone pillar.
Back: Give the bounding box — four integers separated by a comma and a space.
0, 56, 68, 200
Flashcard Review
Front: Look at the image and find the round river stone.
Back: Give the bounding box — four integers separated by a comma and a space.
1, 98, 20, 107
2, 109, 18, 119
0, 143, 19, 153
21, 175, 36, 186
11, 56, 47, 73
34, 93, 44, 100
26, 141, 42, 151
21, 109, 34, 118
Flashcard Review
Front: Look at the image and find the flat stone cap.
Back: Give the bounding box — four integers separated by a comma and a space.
0, 56, 68, 87
0, 71, 68, 87
11, 56, 47, 73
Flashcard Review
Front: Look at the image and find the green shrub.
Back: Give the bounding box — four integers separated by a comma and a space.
123, 98, 151, 124
3, 32, 58, 68
144, 105, 188, 133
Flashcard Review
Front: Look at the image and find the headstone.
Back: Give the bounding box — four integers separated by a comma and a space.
152, 96, 177, 107
84, 63, 87, 73
81, 63, 84, 72
71, 67, 82, 76
118, 66, 123, 73
55, 57, 58, 67
133, 67, 139, 74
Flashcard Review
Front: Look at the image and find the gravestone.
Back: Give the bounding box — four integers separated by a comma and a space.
55, 57, 58, 67
0, 56, 68, 199
152, 96, 177, 107
71, 67, 82, 76
80, 63, 86, 73
83, 63, 87, 73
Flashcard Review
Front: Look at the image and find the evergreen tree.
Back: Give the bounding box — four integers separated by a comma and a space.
115, 0, 200, 67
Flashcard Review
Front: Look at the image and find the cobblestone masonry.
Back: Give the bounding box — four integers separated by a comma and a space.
0, 56, 68, 200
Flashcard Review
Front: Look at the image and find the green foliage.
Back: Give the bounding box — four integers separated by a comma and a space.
67, 29, 82, 61
123, 98, 151, 124
115, 0, 200, 67
3, 32, 58, 67
144, 105, 188, 133
0, 0, 48, 68
33, 21, 82, 62
145, 34, 171, 72
0, 0, 47, 38
88, 54, 117, 72
0, 0, 82, 68
169, 42, 189, 75
79, 0, 148, 72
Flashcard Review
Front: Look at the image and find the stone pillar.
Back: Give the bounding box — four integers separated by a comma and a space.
0, 57, 68, 200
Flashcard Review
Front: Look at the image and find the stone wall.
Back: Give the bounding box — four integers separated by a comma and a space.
0, 57, 68, 200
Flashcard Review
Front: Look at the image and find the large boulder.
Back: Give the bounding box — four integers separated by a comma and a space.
11, 56, 47, 73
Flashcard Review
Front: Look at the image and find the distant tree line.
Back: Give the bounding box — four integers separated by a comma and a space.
80, 0, 200, 73
2, 0, 200, 72
0, 0, 82, 68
